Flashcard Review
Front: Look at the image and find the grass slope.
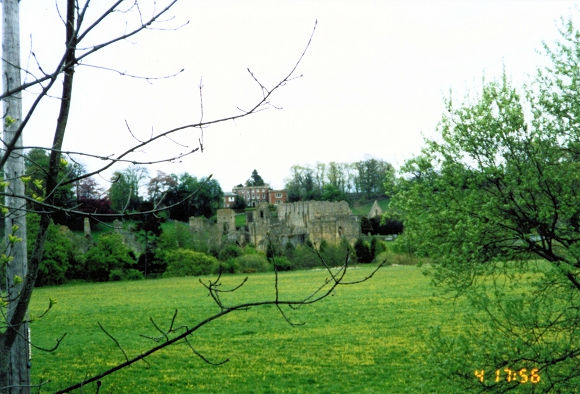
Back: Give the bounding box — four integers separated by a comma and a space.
29, 265, 466, 393
350, 199, 389, 217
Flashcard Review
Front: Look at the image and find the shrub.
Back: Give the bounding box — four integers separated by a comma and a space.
84, 232, 137, 282
373, 251, 392, 265
370, 237, 386, 258
266, 239, 283, 259
109, 268, 144, 281
283, 242, 295, 260
27, 214, 80, 286
218, 258, 240, 274
232, 254, 270, 273
289, 244, 321, 269
354, 238, 373, 263
242, 245, 259, 255
320, 241, 350, 267
271, 256, 293, 271
163, 248, 218, 277
218, 244, 242, 261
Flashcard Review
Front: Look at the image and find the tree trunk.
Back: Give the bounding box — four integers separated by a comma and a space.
1, 0, 30, 392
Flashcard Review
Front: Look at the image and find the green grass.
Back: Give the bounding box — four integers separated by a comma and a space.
235, 213, 246, 228
28, 265, 468, 393
350, 198, 389, 216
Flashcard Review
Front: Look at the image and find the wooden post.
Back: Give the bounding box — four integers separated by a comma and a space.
1, 0, 31, 392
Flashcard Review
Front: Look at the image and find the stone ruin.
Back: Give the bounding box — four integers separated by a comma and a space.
189, 200, 360, 251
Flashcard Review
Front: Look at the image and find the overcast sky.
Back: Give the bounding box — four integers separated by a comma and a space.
13, 0, 580, 191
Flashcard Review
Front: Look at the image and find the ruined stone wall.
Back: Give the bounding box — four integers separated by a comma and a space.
217, 208, 236, 235
248, 203, 277, 249
275, 201, 359, 247
193, 200, 360, 251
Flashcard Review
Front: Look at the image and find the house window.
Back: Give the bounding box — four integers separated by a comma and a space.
275, 193, 282, 198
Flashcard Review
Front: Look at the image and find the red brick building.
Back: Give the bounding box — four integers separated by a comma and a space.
268, 189, 287, 205
225, 185, 287, 208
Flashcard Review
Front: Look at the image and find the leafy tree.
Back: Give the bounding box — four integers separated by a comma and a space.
24, 148, 81, 224
157, 220, 196, 252
26, 214, 76, 287
147, 171, 178, 206
134, 204, 165, 278
231, 194, 247, 210
326, 161, 347, 193
321, 183, 345, 202
245, 169, 265, 186
108, 166, 148, 213
285, 165, 321, 201
84, 232, 137, 282
390, 21, 579, 391
164, 173, 223, 221
72, 176, 114, 229
353, 158, 394, 199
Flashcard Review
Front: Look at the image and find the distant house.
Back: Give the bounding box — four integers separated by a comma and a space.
268, 189, 287, 205
223, 192, 237, 208
232, 185, 269, 207
225, 184, 288, 208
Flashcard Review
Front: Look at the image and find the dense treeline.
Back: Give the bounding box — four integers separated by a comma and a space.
284, 158, 395, 202
24, 151, 395, 230
23, 150, 224, 230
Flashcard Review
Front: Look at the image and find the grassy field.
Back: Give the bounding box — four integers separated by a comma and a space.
28, 265, 469, 393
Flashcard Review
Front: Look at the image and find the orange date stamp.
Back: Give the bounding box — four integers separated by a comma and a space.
474, 368, 540, 384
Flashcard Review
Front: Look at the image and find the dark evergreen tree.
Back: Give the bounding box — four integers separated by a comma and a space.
246, 169, 265, 186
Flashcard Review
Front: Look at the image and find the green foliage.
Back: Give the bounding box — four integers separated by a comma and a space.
84, 232, 137, 282
245, 169, 265, 187
285, 165, 321, 202
24, 148, 81, 223
284, 160, 395, 202
389, 20, 580, 390
287, 244, 321, 269
108, 268, 144, 281
319, 239, 352, 267
231, 195, 247, 211
163, 173, 223, 220
230, 253, 270, 273
26, 213, 80, 286
163, 249, 218, 277
360, 216, 403, 236
134, 209, 165, 277
157, 221, 196, 251
108, 166, 147, 213
354, 238, 373, 263
218, 243, 243, 261
320, 183, 345, 202
270, 256, 293, 271
353, 158, 394, 199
